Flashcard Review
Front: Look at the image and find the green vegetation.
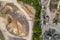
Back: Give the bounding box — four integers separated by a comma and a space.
17, 0, 42, 40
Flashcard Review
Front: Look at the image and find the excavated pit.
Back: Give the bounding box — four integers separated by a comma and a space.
0, 2, 29, 37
